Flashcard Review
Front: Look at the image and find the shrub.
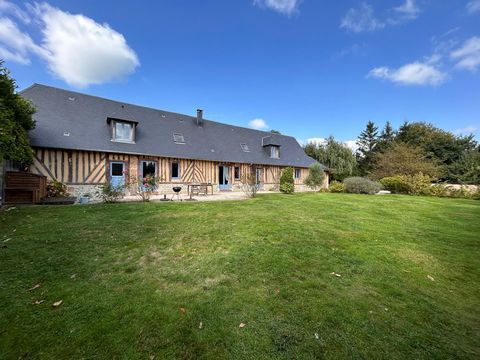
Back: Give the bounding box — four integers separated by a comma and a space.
303, 163, 325, 191
126, 173, 159, 202
329, 181, 345, 193
241, 170, 260, 198
96, 182, 123, 203
380, 174, 432, 195
46, 180, 69, 198
344, 177, 382, 195
280, 167, 295, 194
430, 184, 449, 197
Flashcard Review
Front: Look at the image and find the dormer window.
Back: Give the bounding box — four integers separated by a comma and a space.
270, 146, 280, 158
109, 119, 135, 143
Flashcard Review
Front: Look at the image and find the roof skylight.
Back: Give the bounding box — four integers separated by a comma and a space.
173, 133, 185, 143
240, 143, 250, 152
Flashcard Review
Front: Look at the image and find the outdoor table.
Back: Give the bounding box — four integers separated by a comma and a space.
187, 183, 214, 196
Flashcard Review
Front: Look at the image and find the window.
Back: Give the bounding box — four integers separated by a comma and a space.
294, 168, 301, 179
270, 146, 280, 158
171, 162, 180, 179
111, 162, 124, 176
173, 133, 185, 143
113, 120, 134, 142
141, 161, 156, 178
234, 166, 241, 180
240, 143, 250, 152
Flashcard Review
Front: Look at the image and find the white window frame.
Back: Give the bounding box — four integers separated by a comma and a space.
270, 146, 280, 158
112, 120, 135, 143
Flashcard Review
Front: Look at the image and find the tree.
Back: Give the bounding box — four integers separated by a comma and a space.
279, 167, 294, 193
447, 150, 480, 184
396, 122, 477, 169
356, 121, 379, 175
370, 142, 443, 180
0, 61, 36, 164
270, 130, 281, 135
380, 121, 395, 142
304, 136, 357, 181
303, 163, 325, 191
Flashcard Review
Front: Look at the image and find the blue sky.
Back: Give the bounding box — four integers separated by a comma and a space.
1, 0, 479, 146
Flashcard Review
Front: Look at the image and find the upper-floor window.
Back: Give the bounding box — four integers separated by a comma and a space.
112, 120, 134, 143
294, 168, 301, 179
270, 146, 280, 158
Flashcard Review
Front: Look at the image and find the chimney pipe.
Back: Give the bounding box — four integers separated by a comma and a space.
196, 109, 203, 126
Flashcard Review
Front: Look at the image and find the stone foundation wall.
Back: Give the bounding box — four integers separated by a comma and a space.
67, 184, 103, 200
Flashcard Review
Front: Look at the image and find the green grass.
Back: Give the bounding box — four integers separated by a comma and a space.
1, 193, 479, 359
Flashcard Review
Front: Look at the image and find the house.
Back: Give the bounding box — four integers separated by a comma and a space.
20, 84, 328, 198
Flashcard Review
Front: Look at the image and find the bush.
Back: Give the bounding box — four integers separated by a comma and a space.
46, 180, 69, 198
96, 182, 123, 203
280, 167, 295, 194
329, 181, 345, 193
303, 163, 325, 191
380, 174, 432, 195
344, 177, 382, 195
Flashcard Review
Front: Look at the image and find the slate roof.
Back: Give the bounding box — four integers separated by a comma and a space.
21, 84, 321, 168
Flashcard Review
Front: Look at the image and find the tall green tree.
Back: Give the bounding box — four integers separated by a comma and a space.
376, 121, 396, 153
396, 122, 477, 181
356, 120, 379, 175
0, 61, 36, 164
304, 136, 357, 181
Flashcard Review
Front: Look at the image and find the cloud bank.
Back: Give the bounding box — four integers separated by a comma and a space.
249, 118, 269, 130
0, 1, 139, 88
253, 0, 300, 16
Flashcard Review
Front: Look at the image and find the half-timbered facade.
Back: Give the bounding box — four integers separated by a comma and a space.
21, 84, 327, 197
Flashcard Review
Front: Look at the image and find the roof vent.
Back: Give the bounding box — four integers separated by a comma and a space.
68, 97, 75, 101
196, 109, 203, 126
63, 131, 70, 137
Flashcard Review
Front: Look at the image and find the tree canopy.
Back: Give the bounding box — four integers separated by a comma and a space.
0, 61, 36, 164
304, 136, 356, 181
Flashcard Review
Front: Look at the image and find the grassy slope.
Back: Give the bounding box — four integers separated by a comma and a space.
0, 193, 479, 359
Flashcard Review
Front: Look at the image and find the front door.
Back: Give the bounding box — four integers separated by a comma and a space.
219, 165, 231, 190
110, 161, 125, 189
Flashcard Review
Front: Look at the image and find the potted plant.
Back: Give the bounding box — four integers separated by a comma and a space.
79, 193, 91, 204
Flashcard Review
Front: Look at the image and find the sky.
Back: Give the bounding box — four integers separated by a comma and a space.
1, 0, 479, 147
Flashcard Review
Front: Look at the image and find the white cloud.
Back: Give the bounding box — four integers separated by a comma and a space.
0, 1, 139, 88
453, 126, 478, 136
0, 16, 48, 64
33, 3, 139, 88
307, 137, 327, 146
392, 0, 420, 21
340, 3, 384, 33
0, 0, 30, 23
450, 36, 480, 72
341, 1, 421, 33
306, 138, 358, 153
253, 0, 300, 15
344, 140, 360, 153
249, 118, 269, 130
368, 62, 447, 86
466, 0, 480, 14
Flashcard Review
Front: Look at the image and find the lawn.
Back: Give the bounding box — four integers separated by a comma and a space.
1, 193, 479, 359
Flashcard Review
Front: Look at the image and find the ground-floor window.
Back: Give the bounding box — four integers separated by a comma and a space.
171, 162, 180, 179
294, 168, 301, 179
234, 166, 241, 180
140, 161, 157, 178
